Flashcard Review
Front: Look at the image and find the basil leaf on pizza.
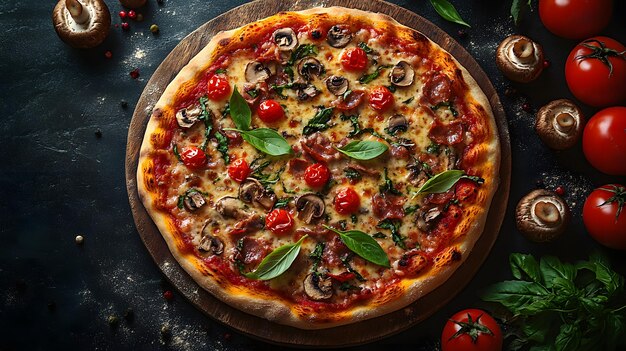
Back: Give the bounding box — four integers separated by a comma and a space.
237, 128, 293, 156
336, 140, 388, 160
229, 87, 251, 131
245, 235, 308, 280
324, 226, 390, 267
416, 169, 465, 195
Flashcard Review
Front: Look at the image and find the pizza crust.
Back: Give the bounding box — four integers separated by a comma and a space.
137, 6, 500, 329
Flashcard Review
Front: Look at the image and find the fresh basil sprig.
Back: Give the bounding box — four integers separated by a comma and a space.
245, 235, 308, 280
227, 88, 292, 156
429, 0, 470, 27
324, 226, 390, 267
336, 140, 388, 160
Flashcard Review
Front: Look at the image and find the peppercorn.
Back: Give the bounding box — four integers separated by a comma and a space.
543, 59, 551, 68
504, 87, 516, 98
130, 68, 140, 79
128, 10, 137, 19
108, 315, 119, 328
120, 100, 128, 109
555, 186, 566, 196
119, 11, 127, 19
163, 290, 174, 301
522, 102, 532, 112
150, 24, 159, 34
104, 51, 112, 59
121, 22, 130, 31
457, 29, 467, 38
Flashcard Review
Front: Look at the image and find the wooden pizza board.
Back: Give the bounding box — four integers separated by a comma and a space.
125, 0, 511, 347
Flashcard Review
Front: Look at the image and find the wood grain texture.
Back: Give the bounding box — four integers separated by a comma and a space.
125, 0, 511, 346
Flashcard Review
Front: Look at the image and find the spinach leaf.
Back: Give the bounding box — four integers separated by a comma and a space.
429, 0, 470, 27
245, 235, 307, 280
303, 107, 334, 135
324, 226, 390, 267
336, 140, 388, 160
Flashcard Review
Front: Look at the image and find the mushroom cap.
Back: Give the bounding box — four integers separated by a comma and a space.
515, 189, 571, 242
295, 193, 325, 223
52, 0, 111, 49
273, 28, 298, 51
496, 35, 544, 83
325, 75, 349, 96
303, 273, 332, 300
326, 25, 352, 48
245, 61, 270, 83
389, 61, 415, 87
535, 99, 584, 150
298, 57, 323, 81
119, 0, 146, 9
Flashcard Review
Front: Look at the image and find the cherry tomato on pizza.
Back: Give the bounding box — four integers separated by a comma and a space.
257, 99, 285, 123
369, 86, 394, 111
441, 309, 503, 351
583, 185, 626, 250
180, 146, 207, 169
340, 47, 368, 71
334, 187, 360, 214
565, 37, 626, 107
539, 0, 612, 39
304, 163, 330, 188
207, 74, 231, 101
227, 158, 251, 182
582, 107, 626, 175
265, 208, 294, 235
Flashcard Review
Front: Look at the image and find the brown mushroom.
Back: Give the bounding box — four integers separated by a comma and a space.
245, 61, 270, 83
515, 189, 571, 242
295, 194, 325, 224
215, 196, 249, 220
387, 114, 409, 135
199, 223, 224, 255
52, 0, 111, 49
238, 178, 277, 210
389, 61, 415, 87
297, 85, 319, 101
325, 75, 349, 96
326, 25, 352, 48
183, 190, 206, 211
298, 57, 324, 81
273, 28, 298, 51
496, 35, 544, 83
175, 106, 201, 128
119, 0, 146, 9
416, 206, 442, 232
535, 99, 584, 150
303, 273, 333, 300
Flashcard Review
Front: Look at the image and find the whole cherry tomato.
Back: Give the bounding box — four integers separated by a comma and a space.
207, 74, 231, 101
441, 309, 503, 351
257, 99, 285, 123
265, 209, 294, 235
227, 158, 250, 182
582, 107, 626, 175
180, 146, 207, 169
304, 163, 330, 188
369, 86, 394, 111
539, 0, 613, 39
340, 47, 368, 71
583, 185, 626, 250
565, 37, 626, 107
334, 187, 360, 214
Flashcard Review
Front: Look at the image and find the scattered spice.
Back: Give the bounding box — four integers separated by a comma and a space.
163, 290, 174, 301
160, 324, 172, 342
130, 68, 140, 79
128, 10, 137, 19
119, 10, 127, 19
555, 186, 566, 196
104, 50, 112, 59
504, 87, 517, 97
75, 234, 85, 244
150, 24, 159, 34
457, 29, 467, 38
521, 102, 532, 112
107, 314, 119, 328
120, 100, 128, 109
121, 22, 130, 31
535, 179, 545, 188
543, 59, 551, 68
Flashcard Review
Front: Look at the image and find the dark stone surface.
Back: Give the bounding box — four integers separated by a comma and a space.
1, 1, 624, 350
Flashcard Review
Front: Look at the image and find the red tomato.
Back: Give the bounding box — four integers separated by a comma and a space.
340, 47, 368, 71
565, 37, 626, 107
583, 185, 626, 250
180, 146, 207, 169
369, 86, 394, 111
539, 0, 612, 39
227, 158, 250, 182
334, 188, 360, 214
441, 309, 503, 351
257, 99, 285, 123
582, 107, 626, 175
207, 75, 231, 101
265, 209, 294, 235
304, 163, 330, 188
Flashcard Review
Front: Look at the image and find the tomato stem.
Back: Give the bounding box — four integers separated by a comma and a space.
575, 39, 626, 77
597, 185, 626, 222
449, 313, 494, 343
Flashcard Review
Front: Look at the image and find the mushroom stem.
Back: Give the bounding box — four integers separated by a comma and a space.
512, 39, 535, 62
555, 113, 575, 131
533, 201, 561, 225
65, 0, 90, 24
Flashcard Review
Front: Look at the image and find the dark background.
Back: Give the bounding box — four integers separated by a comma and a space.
1, 0, 625, 350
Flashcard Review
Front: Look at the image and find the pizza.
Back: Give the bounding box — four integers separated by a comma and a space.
137, 6, 500, 329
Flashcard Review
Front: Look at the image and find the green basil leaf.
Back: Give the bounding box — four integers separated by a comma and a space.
429, 0, 470, 27
586, 252, 625, 295
376, 218, 406, 249
245, 235, 307, 280
358, 65, 391, 84
358, 42, 374, 54
287, 44, 318, 66
540, 256, 576, 289
510, 253, 543, 284
482, 280, 550, 314
214, 131, 230, 164
238, 128, 292, 156
303, 107, 334, 135
511, 0, 533, 26
336, 140, 388, 160
416, 169, 464, 195
229, 87, 251, 131
324, 226, 390, 267
554, 324, 581, 351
